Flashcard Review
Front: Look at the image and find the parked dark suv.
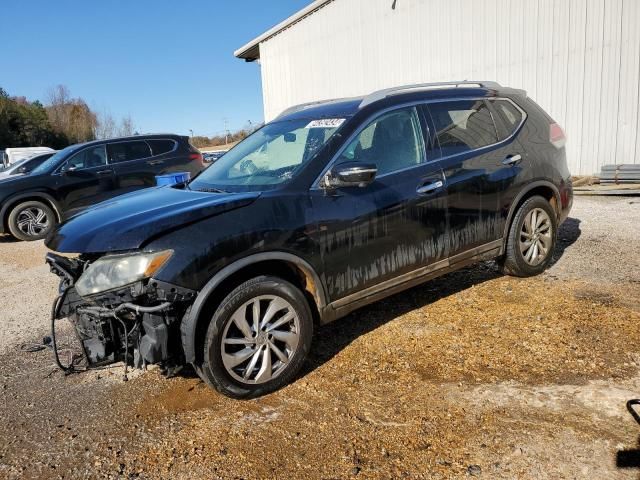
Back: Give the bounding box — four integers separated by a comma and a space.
46, 82, 572, 398
0, 134, 205, 241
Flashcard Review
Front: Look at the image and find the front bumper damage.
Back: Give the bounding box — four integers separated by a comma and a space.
46, 252, 196, 377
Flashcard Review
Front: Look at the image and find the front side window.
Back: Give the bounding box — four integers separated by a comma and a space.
190, 118, 342, 191
64, 145, 107, 171
108, 141, 152, 163
336, 107, 425, 176
429, 100, 498, 157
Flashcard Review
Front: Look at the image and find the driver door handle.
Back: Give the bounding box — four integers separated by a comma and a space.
96, 169, 113, 175
502, 154, 522, 166
416, 180, 444, 195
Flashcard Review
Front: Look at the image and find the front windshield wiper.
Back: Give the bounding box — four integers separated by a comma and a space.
192, 186, 228, 194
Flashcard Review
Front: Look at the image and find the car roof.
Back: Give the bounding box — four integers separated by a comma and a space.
275, 98, 364, 122
70, 134, 184, 150
276, 81, 526, 122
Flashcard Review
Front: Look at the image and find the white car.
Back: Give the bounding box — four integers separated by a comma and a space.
3, 147, 55, 167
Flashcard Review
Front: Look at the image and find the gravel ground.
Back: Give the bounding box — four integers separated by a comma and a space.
0, 195, 639, 479
0, 236, 58, 354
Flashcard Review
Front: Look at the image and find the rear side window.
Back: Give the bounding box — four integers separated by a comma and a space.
108, 141, 152, 163
148, 139, 176, 156
428, 100, 498, 157
492, 99, 524, 137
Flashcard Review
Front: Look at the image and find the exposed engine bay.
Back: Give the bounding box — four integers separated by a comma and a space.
46, 252, 196, 378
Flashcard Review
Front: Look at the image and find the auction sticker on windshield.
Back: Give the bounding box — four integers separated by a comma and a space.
305, 118, 345, 129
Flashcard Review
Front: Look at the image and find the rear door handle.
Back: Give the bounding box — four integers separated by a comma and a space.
502, 154, 522, 166
96, 169, 113, 175
147, 159, 164, 166
416, 180, 444, 195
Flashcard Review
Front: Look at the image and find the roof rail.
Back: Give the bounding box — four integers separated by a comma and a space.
359, 81, 502, 109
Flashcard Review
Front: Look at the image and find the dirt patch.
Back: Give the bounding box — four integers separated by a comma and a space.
3, 275, 639, 479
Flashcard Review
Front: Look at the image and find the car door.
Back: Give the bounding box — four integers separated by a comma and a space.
423, 99, 529, 257
309, 105, 448, 304
56, 144, 116, 216
108, 140, 157, 194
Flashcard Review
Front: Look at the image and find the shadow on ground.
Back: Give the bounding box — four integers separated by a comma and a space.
618, 400, 640, 475
551, 217, 582, 265
0, 234, 18, 244
302, 215, 582, 378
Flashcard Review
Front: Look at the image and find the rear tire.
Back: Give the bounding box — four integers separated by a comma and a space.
499, 195, 557, 277
200, 275, 313, 399
7, 200, 56, 241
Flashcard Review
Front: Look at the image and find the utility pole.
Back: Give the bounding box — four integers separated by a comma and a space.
189, 129, 194, 138
223, 118, 229, 145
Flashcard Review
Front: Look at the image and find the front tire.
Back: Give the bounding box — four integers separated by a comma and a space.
201, 275, 313, 399
500, 195, 557, 277
7, 200, 56, 241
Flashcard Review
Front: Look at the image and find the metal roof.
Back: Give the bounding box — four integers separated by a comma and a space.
234, 0, 334, 61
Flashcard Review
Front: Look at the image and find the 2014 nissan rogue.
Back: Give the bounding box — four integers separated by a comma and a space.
45, 81, 572, 399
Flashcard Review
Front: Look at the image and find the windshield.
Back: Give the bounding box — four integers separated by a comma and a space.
190, 118, 344, 192
31, 145, 78, 175
0, 158, 27, 173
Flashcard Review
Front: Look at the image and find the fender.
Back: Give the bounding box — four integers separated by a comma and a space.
501, 179, 561, 252
180, 251, 328, 364
0, 191, 62, 233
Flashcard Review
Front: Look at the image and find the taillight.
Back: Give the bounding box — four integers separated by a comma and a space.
550, 123, 566, 149
189, 153, 203, 162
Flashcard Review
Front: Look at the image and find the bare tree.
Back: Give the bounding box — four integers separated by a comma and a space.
46, 84, 72, 136
45, 84, 97, 143
118, 115, 135, 137
95, 110, 117, 139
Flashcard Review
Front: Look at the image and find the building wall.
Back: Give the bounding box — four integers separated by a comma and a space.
258, 0, 640, 175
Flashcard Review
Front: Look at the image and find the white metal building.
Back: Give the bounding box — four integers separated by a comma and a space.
235, 0, 640, 176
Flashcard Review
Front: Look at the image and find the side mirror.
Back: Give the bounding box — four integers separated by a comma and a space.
324, 162, 377, 189
16, 166, 27, 174
61, 165, 78, 175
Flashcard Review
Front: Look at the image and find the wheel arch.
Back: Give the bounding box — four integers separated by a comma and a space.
180, 252, 327, 365
502, 180, 560, 252
1, 192, 62, 233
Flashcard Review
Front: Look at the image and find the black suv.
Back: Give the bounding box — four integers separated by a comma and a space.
46, 82, 572, 398
0, 134, 205, 241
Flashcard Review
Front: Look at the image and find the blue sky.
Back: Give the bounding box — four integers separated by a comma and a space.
0, 1, 311, 137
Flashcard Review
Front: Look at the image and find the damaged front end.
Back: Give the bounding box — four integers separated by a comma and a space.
46, 251, 196, 378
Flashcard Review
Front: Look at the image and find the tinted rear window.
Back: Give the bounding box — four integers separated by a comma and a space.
109, 141, 152, 163
493, 100, 523, 136
428, 100, 498, 157
148, 139, 176, 156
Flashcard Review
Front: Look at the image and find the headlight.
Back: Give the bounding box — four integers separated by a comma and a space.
75, 250, 173, 297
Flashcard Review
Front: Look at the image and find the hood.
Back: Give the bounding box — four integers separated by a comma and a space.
0, 172, 31, 185
46, 186, 260, 253
0, 172, 25, 181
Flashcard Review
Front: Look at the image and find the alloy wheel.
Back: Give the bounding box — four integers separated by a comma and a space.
519, 207, 552, 266
16, 207, 50, 238
221, 295, 300, 385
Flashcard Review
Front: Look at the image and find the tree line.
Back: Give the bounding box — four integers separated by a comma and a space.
0, 85, 136, 149
191, 122, 262, 149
